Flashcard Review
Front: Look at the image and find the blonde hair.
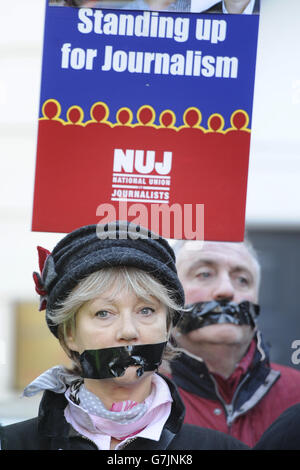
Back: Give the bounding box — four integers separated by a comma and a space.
48, 267, 182, 374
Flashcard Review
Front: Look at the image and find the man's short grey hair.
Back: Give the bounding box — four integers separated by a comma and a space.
173, 235, 261, 289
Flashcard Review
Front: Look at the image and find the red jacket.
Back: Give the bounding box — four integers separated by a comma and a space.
170, 333, 300, 447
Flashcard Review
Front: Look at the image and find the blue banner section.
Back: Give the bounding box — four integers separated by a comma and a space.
40, 3, 259, 127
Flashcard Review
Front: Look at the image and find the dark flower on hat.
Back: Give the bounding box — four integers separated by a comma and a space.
33, 246, 57, 311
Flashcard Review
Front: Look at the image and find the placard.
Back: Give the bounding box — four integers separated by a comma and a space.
32, 1, 260, 240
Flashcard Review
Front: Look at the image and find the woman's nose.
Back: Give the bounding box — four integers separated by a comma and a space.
116, 313, 139, 342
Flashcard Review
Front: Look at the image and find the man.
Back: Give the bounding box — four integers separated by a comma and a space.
204, 0, 260, 14
168, 239, 300, 447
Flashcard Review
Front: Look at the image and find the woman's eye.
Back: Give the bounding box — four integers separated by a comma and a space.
95, 310, 110, 318
139, 307, 155, 316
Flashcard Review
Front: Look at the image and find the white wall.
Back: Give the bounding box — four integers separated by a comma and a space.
247, 0, 300, 225
0, 0, 299, 400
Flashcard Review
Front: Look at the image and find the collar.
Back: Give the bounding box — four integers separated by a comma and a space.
170, 331, 271, 400
211, 339, 256, 403
64, 374, 173, 449
36, 373, 185, 449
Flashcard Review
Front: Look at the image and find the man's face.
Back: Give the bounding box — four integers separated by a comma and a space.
175, 241, 259, 346
177, 241, 259, 305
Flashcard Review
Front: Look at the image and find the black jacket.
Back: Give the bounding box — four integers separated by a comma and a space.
0, 375, 248, 450
254, 404, 300, 450
204, 0, 260, 14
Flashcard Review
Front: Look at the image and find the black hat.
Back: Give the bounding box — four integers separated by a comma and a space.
33, 221, 185, 337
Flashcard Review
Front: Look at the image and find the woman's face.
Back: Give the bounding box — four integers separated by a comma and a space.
66, 287, 169, 384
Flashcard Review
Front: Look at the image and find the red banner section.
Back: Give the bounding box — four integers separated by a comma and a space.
32, 99, 250, 240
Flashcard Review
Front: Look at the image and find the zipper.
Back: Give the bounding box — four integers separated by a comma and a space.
118, 437, 138, 450
78, 433, 138, 450
209, 372, 251, 432
227, 372, 251, 424
77, 434, 99, 450
209, 374, 234, 431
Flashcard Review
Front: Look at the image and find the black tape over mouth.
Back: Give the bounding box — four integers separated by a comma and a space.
177, 301, 260, 334
79, 342, 167, 379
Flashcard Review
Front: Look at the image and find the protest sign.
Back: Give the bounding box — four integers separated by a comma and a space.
32, 1, 260, 240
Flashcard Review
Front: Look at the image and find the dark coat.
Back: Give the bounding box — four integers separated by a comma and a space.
0, 375, 248, 450
254, 403, 300, 450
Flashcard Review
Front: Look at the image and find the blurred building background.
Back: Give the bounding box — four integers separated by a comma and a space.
0, 0, 299, 425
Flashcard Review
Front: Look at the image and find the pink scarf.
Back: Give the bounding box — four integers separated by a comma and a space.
64, 374, 173, 447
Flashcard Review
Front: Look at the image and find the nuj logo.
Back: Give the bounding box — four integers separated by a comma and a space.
111, 149, 172, 204
101, 148, 204, 240
113, 149, 172, 175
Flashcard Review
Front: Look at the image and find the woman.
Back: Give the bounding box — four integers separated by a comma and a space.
0, 222, 248, 450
